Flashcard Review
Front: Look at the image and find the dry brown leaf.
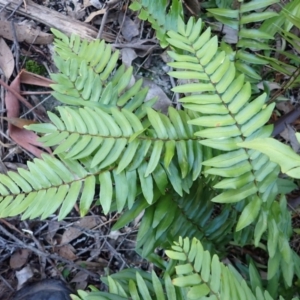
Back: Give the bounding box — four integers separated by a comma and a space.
0, 20, 53, 45
56, 244, 77, 261
10, 249, 31, 269
19, 69, 54, 87
84, 8, 106, 23
1, 117, 37, 129
61, 216, 100, 245
0, 37, 14, 79
71, 271, 88, 290
5, 73, 51, 157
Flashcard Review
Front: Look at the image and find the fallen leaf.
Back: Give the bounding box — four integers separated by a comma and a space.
5, 73, 51, 157
141, 78, 172, 114
16, 265, 34, 290
118, 13, 139, 42
121, 48, 137, 67
71, 271, 88, 290
10, 249, 31, 269
0, 37, 14, 79
61, 216, 100, 244
0, 20, 53, 45
56, 244, 77, 261
1, 117, 37, 129
88, 0, 103, 9
19, 69, 54, 87
184, 0, 200, 15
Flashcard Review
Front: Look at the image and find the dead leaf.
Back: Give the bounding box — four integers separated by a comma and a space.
19, 69, 54, 87
16, 265, 34, 290
61, 216, 100, 245
10, 249, 31, 269
84, 8, 106, 23
118, 13, 139, 41
1, 117, 37, 129
71, 271, 88, 290
56, 244, 77, 261
121, 48, 137, 67
0, 20, 53, 45
5, 73, 51, 157
141, 78, 172, 114
0, 37, 14, 79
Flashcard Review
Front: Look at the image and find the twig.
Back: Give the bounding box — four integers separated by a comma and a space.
169, 68, 181, 109
0, 224, 100, 279
267, 66, 300, 104
10, 20, 20, 74
7, 0, 23, 20
97, 8, 109, 40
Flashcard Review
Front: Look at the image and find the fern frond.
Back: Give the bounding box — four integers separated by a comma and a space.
166, 17, 296, 285
129, 0, 183, 48
113, 180, 236, 257
50, 29, 157, 117
0, 154, 95, 220
73, 269, 184, 300
2, 104, 203, 218
27, 106, 202, 185
207, 0, 279, 81
165, 237, 295, 300
73, 237, 298, 300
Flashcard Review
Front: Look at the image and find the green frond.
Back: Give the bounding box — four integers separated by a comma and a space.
72, 237, 299, 300
27, 106, 202, 186
0, 154, 94, 220
129, 0, 183, 48
207, 0, 279, 82
2, 101, 205, 219
113, 180, 236, 257
166, 17, 297, 284
166, 237, 289, 300
51, 29, 157, 116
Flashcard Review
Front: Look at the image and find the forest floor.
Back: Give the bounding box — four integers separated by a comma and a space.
0, 0, 300, 299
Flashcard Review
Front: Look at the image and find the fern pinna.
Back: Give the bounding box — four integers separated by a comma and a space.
0, 14, 298, 298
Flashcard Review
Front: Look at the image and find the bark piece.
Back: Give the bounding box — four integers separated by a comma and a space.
0, 0, 114, 41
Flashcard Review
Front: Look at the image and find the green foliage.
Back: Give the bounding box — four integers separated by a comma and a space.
71, 237, 300, 300
129, 0, 183, 48
2, 0, 300, 299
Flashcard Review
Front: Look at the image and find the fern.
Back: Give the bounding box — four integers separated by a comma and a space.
1, 6, 300, 299
206, 0, 279, 82
165, 16, 297, 285
129, 0, 183, 48
72, 237, 300, 300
